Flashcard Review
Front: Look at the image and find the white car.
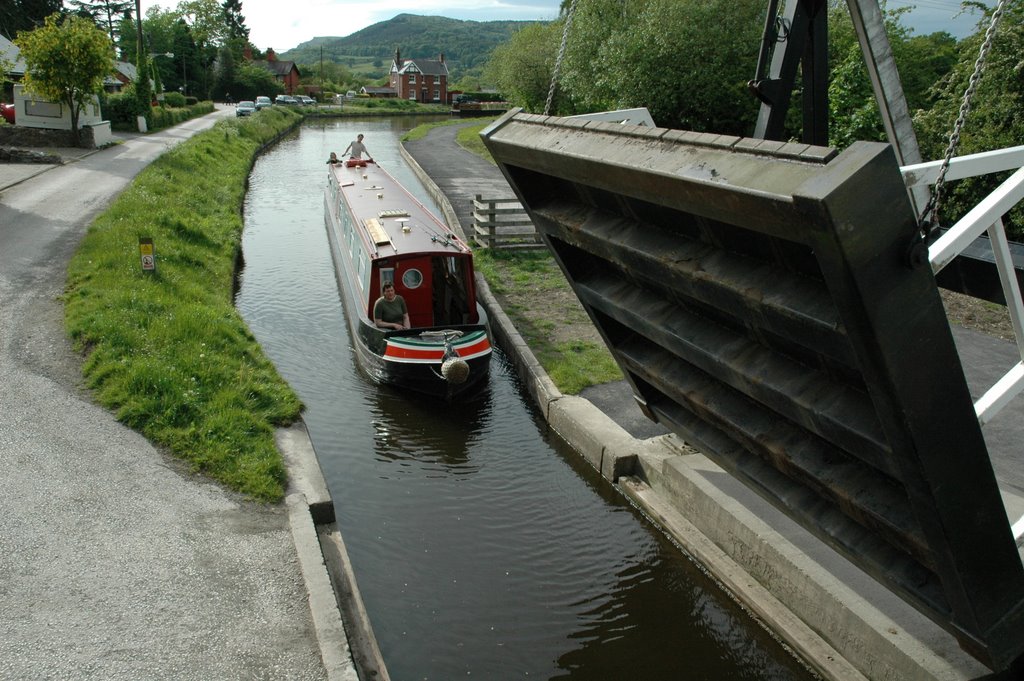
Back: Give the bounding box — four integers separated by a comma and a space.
254, 96, 272, 111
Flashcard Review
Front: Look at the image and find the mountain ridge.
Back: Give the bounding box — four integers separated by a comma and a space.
278, 13, 543, 74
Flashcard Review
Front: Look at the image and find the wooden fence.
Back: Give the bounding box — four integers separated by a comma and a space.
471, 195, 544, 250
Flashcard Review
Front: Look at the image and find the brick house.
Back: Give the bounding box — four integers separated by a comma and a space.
389, 48, 448, 103
248, 47, 301, 94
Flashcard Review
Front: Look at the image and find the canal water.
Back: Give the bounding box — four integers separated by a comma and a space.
235, 117, 817, 680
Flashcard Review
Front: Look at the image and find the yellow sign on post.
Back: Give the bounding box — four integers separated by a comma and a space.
139, 237, 156, 272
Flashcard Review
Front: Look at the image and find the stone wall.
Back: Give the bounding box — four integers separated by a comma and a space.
0, 124, 89, 149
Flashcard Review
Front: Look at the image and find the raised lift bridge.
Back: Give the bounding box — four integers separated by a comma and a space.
481, 0, 1024, 676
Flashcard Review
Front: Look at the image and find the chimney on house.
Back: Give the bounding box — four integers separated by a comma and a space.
394, 47, 401, 67
439, 53, 445, 64
266, 48, 276, 61
243, 45, 252, 61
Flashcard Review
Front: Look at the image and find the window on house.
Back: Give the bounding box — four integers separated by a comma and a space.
433, 89, 440, 101
409, 74, 416, 84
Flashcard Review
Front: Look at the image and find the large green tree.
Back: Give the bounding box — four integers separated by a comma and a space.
914, 0, 1024, 238
0, 0, 64, 38
67, 0, 133, 45
221, 0, 248, 56
16, 13, 115, 145
559, 0, 765, 132
485, 22, 562, 113
826, 2, 958, 149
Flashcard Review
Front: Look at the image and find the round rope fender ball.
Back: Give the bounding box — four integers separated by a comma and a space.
441, 357, 470, 384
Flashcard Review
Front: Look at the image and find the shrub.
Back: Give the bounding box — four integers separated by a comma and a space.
104, 91, 144, 127
162, 91, 186, 108
149, 101, 215, 131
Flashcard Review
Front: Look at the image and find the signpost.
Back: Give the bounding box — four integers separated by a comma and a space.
139, 237, 155, 272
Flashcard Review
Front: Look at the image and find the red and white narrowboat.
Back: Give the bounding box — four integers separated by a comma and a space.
324, 158, 491, 398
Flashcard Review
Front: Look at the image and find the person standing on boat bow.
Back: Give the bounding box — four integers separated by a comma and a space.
374, 282, 409, 330
342, 133, 373, 162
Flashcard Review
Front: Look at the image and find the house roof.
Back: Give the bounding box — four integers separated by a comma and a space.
0, 34, 27, 76
394, 57, 449, 78
114, 61, 137, 81
362, 86, 396, 95
253, 59, 299, 78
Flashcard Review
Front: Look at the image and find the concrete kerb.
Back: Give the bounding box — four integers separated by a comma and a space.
277, 423, 388, 681
630, 446, 984, 681
397, 134, 993, 680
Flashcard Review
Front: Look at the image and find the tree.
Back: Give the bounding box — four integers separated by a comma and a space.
914, 0, 1024, 239
561, 0, 765, 132
177, 0, 228, 99
67, 0, 133, 45
0, 0, 64, 38
221, 0, 248, 44
485, 22, 561, 113
16, 14, 115, 145
233, 60, 281, 100
826, 3, 958, 150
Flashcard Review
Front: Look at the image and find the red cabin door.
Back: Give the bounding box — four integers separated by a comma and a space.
393, 258, 433, 328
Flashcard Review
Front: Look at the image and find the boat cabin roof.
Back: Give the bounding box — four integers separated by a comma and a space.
329, 160, 471, 261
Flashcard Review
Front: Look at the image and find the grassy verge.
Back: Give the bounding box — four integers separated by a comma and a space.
64, 107, 304, 502
474, 249, 622, 394
400, 117, 471, 142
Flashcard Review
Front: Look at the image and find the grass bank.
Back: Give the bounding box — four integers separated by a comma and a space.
473, 249, 621, 394
64, 107, 304, 502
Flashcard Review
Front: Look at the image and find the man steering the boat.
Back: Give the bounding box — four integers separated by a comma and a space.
373, 282, 410, 330
342, 133, 373, 163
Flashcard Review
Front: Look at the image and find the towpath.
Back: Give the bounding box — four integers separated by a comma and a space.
0, 110, 338, 680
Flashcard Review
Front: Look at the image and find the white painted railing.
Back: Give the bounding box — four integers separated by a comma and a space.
902, 146, 1024, 544
902, 145, 1024, 426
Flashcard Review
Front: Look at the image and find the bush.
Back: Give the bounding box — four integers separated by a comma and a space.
456, 91, 505, 103
162, 91, 186, 107
103, 91, 144, 127
149, 101, 215, 131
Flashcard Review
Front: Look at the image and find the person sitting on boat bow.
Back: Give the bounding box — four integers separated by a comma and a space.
326, 152, 339, 164
374, 282, 409, 330
342, 134, 373, 163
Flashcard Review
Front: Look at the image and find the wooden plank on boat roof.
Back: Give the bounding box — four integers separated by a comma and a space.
365, 218, 390, 246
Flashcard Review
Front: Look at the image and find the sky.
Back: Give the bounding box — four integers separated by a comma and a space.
140, 0, 993, 53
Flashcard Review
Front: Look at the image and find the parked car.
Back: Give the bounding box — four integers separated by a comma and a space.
296, 95, 316, 106
254, 96, 272, 111
275, 94, 299, 106
0, 102, 15, 125
235, 100, 256, 117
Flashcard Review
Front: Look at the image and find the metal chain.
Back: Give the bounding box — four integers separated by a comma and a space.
544, 0, 580, 116
918, 0, 1009, 237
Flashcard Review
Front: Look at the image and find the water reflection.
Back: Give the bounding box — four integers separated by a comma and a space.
368, 375, 493, 470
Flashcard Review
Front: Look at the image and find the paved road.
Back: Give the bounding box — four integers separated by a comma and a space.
0, 112, 328, 680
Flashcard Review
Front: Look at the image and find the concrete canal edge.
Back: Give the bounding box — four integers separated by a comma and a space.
399, 144, 988, 681
277, 423, 391, 681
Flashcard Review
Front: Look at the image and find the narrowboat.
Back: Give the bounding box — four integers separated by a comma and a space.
324, 158, 491, 398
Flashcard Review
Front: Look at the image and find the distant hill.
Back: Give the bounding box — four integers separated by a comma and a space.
279, 14, 540, 76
